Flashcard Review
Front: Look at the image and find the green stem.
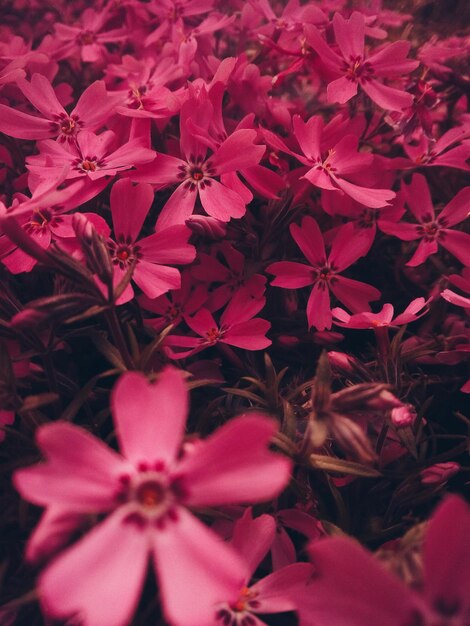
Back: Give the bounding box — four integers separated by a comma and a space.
105, 308, 135, 370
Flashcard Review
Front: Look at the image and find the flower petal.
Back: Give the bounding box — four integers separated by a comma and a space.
327, 76, 358, 104
111, 367, 188, 466
198, 178, 246, 221
155, 183, 197, 230
133, 261, 181, 299
211, 129, 265, 174
423, 496, 470, 609
267, 261, 315, 288
224, 318, 271, 350
251, 563, 315, 613
152, 506, 245, 626
178, 414, 291, 506
297, 536, 413, 626
13, 423, 127, 511
290, 216, 326, 267
110, 179, 154, 242
440, 230, 470, 266
330, 276, 381, 312
307, 282, 332, 331
231, 510, 275, 579
39, 507, 149, 626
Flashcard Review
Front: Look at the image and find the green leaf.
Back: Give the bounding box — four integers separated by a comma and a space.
309, 453, 382, 477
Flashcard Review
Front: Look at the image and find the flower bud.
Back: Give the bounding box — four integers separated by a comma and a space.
420, 462, 460, 485
185, 215, 226, 239
390, 404, 417, 428
330, 414, 376, 464
328, 351, 355, 374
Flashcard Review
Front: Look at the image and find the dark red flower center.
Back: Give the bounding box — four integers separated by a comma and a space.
206, 327, 222, 343
191, 168, 204, 181
344, 56, 374, 82
417, 220, 441, 241
78, 30, 96, 45
135, 480, 166, 508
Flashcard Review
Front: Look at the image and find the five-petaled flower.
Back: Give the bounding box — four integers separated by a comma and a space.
14, 367, 292, 626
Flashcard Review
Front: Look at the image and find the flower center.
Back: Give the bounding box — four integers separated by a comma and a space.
80, 159, 98, 172
319, 266, 331, 281
358, 208, 377, 228
191, 168, 204, 181
78, 30, 96, 45
344, 55, 374, 82
233, 587, 259, 613
118, 464, 189, 529
108, 240, 141, 268
215, 588, 261, 625
60, 118, 76, 135
206, 327, 222, 343
316, 149, 337, 173
178, 157, 217, 192
29, 209, 52, 229
135, 480, 166, 508
417, 220, 440, 241
166, 305, 180, 321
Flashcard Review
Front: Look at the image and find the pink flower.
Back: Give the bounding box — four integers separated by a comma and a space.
27, 130, 156, 186
291, 114, 396, 208
215, 508, 313, 626
191, 241, 266, 310
267, 217, 381, 330
109, 55, 182, 119
296, 496, 470, 626
0, 74, 116, 141
14, 367, 292, 626
165, 288, 271, 358
399, 126, 470, 171
305, 11, 418, 110
139, 271, 208, 333
128, 97, 266, 228
0, 175, 99, 273
54, 7, 128, 63
379, 174, 470, 267
106, 179, 195, 302
332, 297, 430, 329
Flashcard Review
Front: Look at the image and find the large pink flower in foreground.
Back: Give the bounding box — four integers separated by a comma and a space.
14, 367, 291, 626
295, 496, 470, 626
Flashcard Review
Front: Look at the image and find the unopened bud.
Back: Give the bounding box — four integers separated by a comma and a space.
72, 213, 95, 244
420, 462, 460, 485
185, 215, 226, 239
330, 414, 376, 464
328, 351, 355, 374
332, 383, 401, 412
73, 214, 113, 288
390, 404, 416, 428
276, 335, 300, 348
312, 331, 343, 346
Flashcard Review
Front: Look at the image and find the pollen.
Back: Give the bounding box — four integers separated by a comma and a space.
81, 159, 97, 172
60, 118, 76, 134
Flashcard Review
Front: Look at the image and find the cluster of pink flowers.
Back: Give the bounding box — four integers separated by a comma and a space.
0, 0, 468, 624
